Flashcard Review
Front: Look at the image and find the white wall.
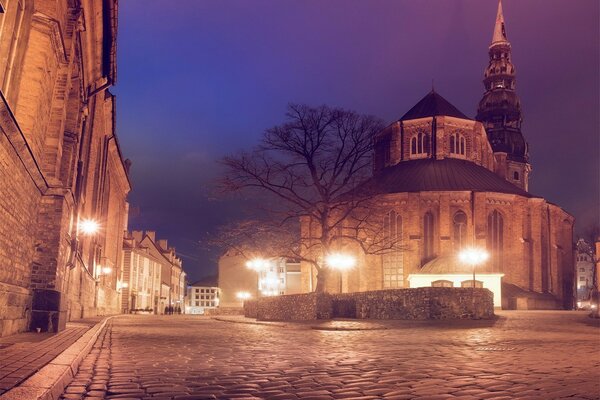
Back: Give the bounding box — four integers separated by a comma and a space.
408, 273, 504, 307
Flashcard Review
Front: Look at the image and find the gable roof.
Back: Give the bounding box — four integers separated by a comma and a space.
400, 90, 470, 121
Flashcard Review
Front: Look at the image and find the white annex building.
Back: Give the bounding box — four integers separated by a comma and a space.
186, 277, 220, 315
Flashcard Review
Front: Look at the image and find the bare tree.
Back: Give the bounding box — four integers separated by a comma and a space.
219, 104, 399, 293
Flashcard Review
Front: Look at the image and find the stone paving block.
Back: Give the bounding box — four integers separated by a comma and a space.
54, 314, 600, 400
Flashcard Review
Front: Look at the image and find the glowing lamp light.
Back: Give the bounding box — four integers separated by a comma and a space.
80, 219, 100, 235
236, 291, 252, 300
101, 266, 112, 275
458, 248, 489, 266
325, 253, 356, 271
246, 258, 270, 271
121, 282, 129, 288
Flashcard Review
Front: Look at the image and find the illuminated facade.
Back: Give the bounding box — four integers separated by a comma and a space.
121, 231, 185, 314
575, 239, 595, 301
218, 253, 302, 308
186, 277, 220, 315
300, 1, 574, 310
0, 0, 130, 336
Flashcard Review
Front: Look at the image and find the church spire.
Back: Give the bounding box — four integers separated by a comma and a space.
491, 0, 508, 45
476, 0, 531, 191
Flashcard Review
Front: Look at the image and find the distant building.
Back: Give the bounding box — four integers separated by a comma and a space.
575, 239, 595, 301
120, 231, 185, 314
186, 276, 220, 315
218, 253, 302, 307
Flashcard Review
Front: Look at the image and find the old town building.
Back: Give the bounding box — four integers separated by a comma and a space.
575, 239, 595, 302
159, 239, 186, 313
120, 231, 163, 314
186, 276, 220, 315
218, 253, 302, 308
299, 1, 574, 309
0, 0, 129, 336
120, 231, 186, 315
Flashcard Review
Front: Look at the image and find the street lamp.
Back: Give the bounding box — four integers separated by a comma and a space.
246, 258, 276, 297
326, 253, 356, 293
246, 258, 269, 272
236, 291, 252, 300
79, 218, 100, 235
458, 247, 489, 287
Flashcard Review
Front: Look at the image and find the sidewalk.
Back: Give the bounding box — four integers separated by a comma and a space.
0, 317, 109, 400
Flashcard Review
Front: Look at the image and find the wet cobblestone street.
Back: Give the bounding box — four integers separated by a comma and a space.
61, 311, 600, 399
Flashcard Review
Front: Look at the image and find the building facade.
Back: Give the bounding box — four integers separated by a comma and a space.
186, 277, 220, 315
218, 253, 302, 308
575, 239, 595, 302
120, 232, 163, 314
120, 231, 185, 314
300, 1, 574, 310
0, 0, 130, 336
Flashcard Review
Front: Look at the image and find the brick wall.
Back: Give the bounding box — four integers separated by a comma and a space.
245, 288, 494, 321
0, 103, 42, 336
0, 0, 128, 337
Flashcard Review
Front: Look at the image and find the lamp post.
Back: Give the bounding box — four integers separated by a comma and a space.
246, 258, 270, 297
325, 253, 356, 293
458, 247, 489, 288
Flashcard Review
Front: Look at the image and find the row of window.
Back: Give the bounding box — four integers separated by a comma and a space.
194, 288, 217, 293
194, 301, 216, 307
194, 294, 217, 300
380, 209, 504, 269
409, 133, 467, 156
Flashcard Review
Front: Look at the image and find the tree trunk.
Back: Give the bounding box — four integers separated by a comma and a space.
314, 267, 328, 293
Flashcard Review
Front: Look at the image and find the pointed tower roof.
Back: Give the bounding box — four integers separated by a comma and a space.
400, 90, 469, 121
491, 0, 509, 45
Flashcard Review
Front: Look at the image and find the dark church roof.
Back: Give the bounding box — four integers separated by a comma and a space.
400, 91, 470, 121
367, 158, 535, 197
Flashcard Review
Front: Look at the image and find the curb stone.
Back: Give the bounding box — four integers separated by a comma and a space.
0, 316, 114, 400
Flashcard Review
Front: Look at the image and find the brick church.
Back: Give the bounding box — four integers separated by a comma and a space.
301, 1, 574, 309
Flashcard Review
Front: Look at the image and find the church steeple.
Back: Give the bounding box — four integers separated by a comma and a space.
492, 0, 508, 45
476, 0, 531, 191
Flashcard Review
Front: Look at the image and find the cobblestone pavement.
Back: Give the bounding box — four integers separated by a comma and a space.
61, 311, 600, 400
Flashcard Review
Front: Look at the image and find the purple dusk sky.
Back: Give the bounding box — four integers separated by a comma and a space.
114, 0, 599, 281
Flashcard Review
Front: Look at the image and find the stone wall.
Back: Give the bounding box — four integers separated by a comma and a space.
245, 287, 494, 321
0, 0, 129, 337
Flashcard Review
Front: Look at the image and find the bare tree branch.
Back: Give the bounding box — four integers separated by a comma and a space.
216, 103, 402, 293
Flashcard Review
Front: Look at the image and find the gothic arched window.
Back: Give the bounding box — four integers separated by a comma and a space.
513, 171, 519, 181
383, 210, 403, 288
453, 211, 467, 251
487, 210, 504, 271
411, 132, 428, 156
450, 133, 466, 156
423, 212, 435, 263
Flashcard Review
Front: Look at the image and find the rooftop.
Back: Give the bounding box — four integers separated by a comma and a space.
400, 91, 470, 121
367, 158, 535, 197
